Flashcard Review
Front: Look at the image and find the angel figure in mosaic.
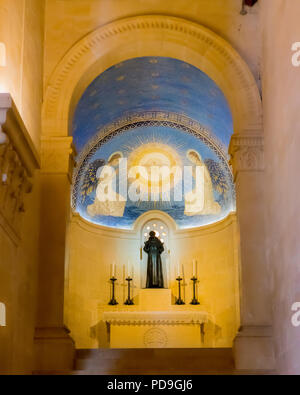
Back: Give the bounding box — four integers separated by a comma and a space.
87, 152, 126, 218
184, 149, 221, 216
80, 158, 106, 204
204, 158, 229, 206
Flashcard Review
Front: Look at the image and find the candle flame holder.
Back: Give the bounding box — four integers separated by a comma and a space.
175, 276, 185, 305
190, 276, 200, 305
108, 277, 118, 305
124, 277, 134, 305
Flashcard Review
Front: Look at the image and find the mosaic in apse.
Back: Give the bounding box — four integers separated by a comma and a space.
72, 57, 235, 229
72, 57, 233, 152
72, 119, 235, 229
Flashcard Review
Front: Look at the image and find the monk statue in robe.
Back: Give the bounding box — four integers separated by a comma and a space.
144, 231, 164, 289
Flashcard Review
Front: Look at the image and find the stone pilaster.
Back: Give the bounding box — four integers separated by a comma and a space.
229, 133, 275, 371
34, 136, 76, 373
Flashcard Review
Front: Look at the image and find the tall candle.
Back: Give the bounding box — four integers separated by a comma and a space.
177, 261, 180, 278
127, 260, 130, 278
112, 262, 116, 278
193, 259, 196, 277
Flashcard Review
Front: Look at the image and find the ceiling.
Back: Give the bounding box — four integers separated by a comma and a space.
72, 57, 233, 153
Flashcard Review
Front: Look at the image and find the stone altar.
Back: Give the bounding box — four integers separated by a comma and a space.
103, 289, 208, 348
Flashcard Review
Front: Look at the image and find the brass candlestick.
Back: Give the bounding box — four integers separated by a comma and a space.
175, 276, 185, 305
108, 277, 118, 305
190, 276, 200, 305
124, 277, 134, 305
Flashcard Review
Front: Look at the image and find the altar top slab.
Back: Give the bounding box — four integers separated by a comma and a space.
102, 311, 208, 325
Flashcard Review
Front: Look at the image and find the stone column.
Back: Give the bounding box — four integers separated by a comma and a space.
229, 133, 275, 371
34, 137, 75, 373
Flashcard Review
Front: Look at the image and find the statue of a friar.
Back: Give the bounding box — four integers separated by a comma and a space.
143, 231, 164, 288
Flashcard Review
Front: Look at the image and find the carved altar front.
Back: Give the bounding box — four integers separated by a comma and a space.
103, 289, 209, 348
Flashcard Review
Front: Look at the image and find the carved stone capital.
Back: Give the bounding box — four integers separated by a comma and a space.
41, 137, 76, 181
0, 94, 40, 238
229, 133, 264, 179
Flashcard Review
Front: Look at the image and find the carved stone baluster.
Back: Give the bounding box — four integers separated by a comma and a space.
0, 139, 7, 169
12, 167, 32, 230
0, 143, 12, 209
0, 135, 8, 189
9, 154, 19, 221
3, 147, 18, 220
10, 162, 23, 224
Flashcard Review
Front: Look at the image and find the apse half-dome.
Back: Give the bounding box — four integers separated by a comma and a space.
72, 57, 235, 229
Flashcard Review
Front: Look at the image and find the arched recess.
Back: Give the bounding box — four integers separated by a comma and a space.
37, 15, 272, 372
42, 15, 262, 139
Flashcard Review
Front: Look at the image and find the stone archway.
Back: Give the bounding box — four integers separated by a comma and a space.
42, 15, 261, 138
36, 15, 273, 373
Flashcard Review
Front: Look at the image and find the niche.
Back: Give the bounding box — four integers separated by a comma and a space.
140, 219, 170, 288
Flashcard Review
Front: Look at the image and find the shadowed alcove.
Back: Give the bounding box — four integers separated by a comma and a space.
37, 14, 271, 372
64, 56, 239, 349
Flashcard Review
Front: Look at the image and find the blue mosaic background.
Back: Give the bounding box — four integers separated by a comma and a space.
72, 57, 233, 152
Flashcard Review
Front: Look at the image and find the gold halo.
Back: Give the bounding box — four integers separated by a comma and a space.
128, 142, 182, 193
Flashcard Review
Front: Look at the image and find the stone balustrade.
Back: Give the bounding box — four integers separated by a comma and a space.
0, 93, 39, 240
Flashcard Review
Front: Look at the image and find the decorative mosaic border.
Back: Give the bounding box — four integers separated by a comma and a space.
77, 111, 228, 163
71, 111, 235, 210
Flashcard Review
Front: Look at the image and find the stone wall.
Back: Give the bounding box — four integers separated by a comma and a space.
261, 0, 300, 375
0, 0, 44, 374
0, 0, 44, 150
44, 0, 261, 92
65, 213, 240, 349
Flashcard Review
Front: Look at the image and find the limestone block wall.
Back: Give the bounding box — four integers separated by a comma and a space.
261, 0, 300, 375
43, 0, 261, 95
0, 0, 44, 150
0, 0, 44, 374
65, 213, 239, 349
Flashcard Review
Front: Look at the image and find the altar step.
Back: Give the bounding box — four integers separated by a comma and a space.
73, 348, 236, 375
